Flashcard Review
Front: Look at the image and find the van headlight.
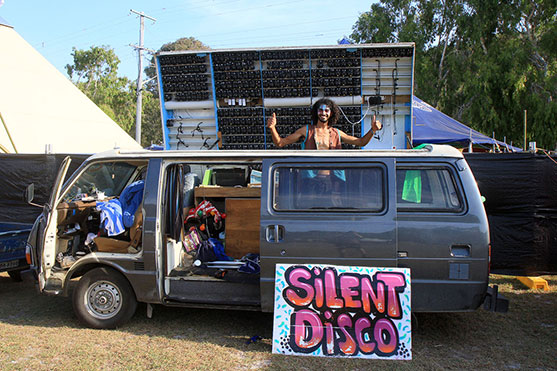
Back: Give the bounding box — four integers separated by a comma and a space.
25, 243, 34, 266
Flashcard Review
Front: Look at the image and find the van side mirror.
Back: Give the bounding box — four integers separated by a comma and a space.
24, 184, 42, 208
24, 184, 35, 203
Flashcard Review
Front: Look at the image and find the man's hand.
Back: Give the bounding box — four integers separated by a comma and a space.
372, 115, 382, 132
266, 113, 277, 129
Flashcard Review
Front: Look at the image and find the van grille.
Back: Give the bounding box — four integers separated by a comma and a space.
134, 261, 145, 271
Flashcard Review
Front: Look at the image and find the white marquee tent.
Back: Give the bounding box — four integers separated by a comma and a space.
0, 17, 141, 153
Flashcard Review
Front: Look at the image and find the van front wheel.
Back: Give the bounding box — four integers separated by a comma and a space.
73, 267, 137, 329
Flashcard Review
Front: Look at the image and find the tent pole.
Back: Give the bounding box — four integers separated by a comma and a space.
492, 131, 495, 152
0, 111, 17, 153
524, 110, 526, 151
469, 128, 472, 153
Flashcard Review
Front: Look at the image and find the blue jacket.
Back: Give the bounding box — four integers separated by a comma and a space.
119, 180, 145, 228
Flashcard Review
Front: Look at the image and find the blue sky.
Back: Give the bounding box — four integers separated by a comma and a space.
0, 0, 372, 81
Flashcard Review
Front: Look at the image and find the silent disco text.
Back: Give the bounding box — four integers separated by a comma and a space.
272, 264, 411, 359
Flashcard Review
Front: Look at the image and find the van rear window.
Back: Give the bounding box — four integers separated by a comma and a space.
272, 166, 384, 211
396, 168, 463, 212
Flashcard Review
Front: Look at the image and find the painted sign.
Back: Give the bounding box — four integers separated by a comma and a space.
272, 264, 411, 360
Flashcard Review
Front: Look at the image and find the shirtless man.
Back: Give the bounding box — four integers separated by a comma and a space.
266, 98, 382, 149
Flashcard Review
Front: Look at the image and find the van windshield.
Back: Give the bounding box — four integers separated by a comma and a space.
63, 162, 141, 202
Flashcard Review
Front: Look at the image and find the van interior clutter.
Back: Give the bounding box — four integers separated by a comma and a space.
54, 160, 263, 283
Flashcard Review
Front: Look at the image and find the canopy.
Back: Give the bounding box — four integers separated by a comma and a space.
338, 37, 351, 45
0, 21, 141, 154
412, 96, 520, 152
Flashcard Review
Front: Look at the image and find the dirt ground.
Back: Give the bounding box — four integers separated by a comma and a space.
0, 272, 555, 370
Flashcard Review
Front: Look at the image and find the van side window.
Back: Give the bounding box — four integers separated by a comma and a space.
396, 167, 463, 212
273, 166, 384, 211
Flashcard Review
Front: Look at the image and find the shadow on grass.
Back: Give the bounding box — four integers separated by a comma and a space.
1, 272, 555, 363
0, 273, 274, 353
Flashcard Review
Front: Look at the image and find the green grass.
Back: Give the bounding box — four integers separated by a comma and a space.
0, 273, 555, 370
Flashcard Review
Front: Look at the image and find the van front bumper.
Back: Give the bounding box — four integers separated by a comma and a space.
483, 285, 509, 313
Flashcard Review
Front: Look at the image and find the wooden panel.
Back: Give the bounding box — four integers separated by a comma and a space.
380, 94, 412, 104
225, 198, 260, 259
195, 186, 261, 199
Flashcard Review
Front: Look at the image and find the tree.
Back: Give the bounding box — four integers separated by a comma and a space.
66, 46, 119, 87
350, 1, 557, 150
67, 38, 209, 148
66, 46, 136, 135
140, 91, 163, 147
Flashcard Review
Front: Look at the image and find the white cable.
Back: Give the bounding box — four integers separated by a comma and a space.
338, 100, 371, 126
338, 100, 375, 137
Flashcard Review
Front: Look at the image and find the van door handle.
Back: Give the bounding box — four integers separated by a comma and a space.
450, 244, 471, 257
265, 225, 284, 243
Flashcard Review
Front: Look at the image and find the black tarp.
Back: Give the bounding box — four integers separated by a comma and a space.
0, 152, 555, 275
465, 153, 557, 275
0, 154, 89, 224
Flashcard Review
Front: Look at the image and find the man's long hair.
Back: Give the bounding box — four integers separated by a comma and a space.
311, 98, 340, 126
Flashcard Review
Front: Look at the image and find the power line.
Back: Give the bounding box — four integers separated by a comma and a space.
205, 28, 348, 47
29, 0, 242, 50
213, 0, 301, 16
209, 31, 348, 49
148, 15, 354, 45
31, 0, 364, 52
29, 1, 362, 82
31, 16, 133, 50
32, 2, 358, 59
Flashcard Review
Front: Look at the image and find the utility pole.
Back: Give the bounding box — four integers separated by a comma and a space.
130, 9, 156, 145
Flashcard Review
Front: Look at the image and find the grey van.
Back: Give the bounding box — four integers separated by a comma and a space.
25, 144, 507, 329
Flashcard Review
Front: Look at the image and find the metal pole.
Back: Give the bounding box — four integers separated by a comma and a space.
469, 128, 472, 153
524, 110, 526, 151
135, 15, 144, 144
130, 9, 156, 145
492, 131, 495, 152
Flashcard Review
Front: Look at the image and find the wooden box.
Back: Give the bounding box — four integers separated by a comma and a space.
225, 198, 260, 259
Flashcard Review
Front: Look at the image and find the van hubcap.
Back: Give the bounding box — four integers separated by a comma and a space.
86, 281, 122, 319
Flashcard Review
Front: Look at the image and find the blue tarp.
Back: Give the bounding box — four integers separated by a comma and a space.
412, 96, 521, 151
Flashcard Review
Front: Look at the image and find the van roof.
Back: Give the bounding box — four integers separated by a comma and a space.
87, 144, 464, 161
